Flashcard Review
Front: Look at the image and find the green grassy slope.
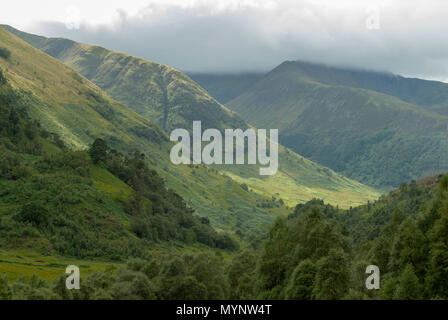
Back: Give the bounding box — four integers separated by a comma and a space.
2, 26, 380, 209
228, 60, 448, 188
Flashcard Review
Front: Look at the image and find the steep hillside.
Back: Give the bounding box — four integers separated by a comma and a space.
187, 72, 264, 104
0, 72, 237, 259
3, 26, 380, 209
228, 60, 448, 188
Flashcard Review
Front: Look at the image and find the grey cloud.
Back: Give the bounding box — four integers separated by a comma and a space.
27, 0, 448, 81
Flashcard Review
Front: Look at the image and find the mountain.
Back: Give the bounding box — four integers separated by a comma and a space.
2, 25, 380, 211
186, 73, 264, 104
228, 60, 448, 188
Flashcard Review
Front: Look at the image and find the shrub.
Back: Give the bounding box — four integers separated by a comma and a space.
0, 67, 5, 84
0, 47, 11, 59
14, 203, 50, 227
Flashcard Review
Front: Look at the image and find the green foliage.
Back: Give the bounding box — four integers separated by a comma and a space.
89, 138, 108, 164
92, 140, 238, 250
313, 248, 350, 300
227, 250, 257, 299
256, 206, 349, 299
284, 259, 316, 300
2, 173, 448, 300
0, 47, 11, 59
393, 265, 422, 300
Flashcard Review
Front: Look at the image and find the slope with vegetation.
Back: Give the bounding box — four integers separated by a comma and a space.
0, 71, 237, 260
3, 165, 446, 300
1, 25, 380, 210
228, 60, 448, 189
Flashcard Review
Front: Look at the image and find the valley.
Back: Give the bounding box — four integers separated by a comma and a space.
1, 24, 445, 301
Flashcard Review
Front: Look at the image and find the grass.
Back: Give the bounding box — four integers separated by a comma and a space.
90, 165, 133, 202
0, 249, 121, 282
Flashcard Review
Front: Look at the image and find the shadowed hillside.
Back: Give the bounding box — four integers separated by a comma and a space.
228, 60, 448, 188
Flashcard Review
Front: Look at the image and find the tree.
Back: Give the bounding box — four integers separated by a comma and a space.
163, 276, 207, 300
89, 138, 108, 164
425, 242, 448, 298
284, 259, 317, 300
227, 250, 257, 299
257, 217, 289, 297
394, 264, 422, 300
313, 248, 350, 300
388, 218, 427, 278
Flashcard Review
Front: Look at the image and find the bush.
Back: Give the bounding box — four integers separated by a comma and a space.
0, 67, 5, 84
0, 47, 11, 59
14, 203, 50, 227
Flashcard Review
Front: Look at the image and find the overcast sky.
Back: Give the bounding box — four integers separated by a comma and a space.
2, 0, 448, 81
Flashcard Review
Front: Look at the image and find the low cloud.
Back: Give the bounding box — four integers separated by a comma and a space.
26, 0, 448, 81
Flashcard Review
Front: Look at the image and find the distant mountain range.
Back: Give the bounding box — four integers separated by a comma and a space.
227, 60, 448, 188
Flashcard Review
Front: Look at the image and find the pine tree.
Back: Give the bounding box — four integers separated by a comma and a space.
394, 264, 422, 300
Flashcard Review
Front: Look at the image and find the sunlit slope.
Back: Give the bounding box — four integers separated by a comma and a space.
2, 26, 380, 208
228, 60, 448, 188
